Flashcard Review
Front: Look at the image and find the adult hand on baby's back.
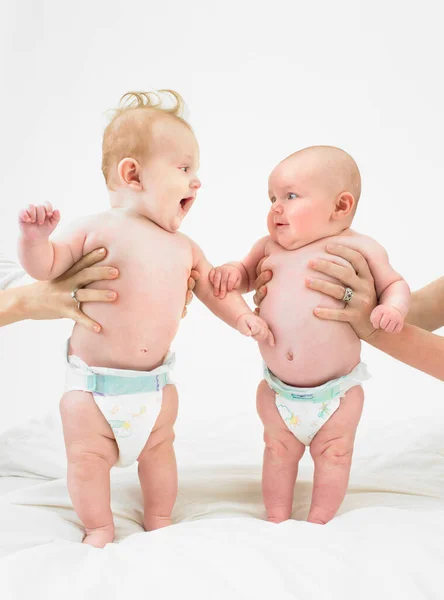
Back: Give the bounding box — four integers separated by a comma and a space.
25, 248, 119, 332
308, 244, 378, 340
182, 269, 199, 318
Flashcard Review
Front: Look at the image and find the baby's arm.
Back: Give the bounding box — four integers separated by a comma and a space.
18, 203, 86, 280
363, 240, 410, 333
209, 236, 270, 298
191, 239, 274, 345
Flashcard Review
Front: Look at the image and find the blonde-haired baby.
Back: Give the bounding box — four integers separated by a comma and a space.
18, 90, 273, 547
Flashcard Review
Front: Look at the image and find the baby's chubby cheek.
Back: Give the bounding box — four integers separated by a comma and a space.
287, 205, 324, 237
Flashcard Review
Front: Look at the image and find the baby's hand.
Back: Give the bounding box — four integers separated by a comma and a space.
236, 312, 275, 346
209, 264, 242, 299
370, 304, 404, 333
18, 203, 60, 242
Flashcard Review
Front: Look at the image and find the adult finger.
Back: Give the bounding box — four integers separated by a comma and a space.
61, 248, 108, 278
70, 309, 102, 333
254, 270, 272, 292
309, 259, 358, 288
253, 285, 267, 308
255, 256, 267, 277
74, 288, 117, 303
71, 265, 119, 288
312, 307, 351, 322
188, 276, 196, 291
306, 277, 346, 301
326, 244, 374, 280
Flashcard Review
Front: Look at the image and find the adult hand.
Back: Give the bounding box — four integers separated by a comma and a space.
307, 244, 378, 340
22, 248, 119, 332
182, 269, 200, 318
253, 257, 272, 315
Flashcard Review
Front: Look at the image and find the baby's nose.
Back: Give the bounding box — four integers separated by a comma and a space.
191, 178, 201, 190
271, 202, 283, 214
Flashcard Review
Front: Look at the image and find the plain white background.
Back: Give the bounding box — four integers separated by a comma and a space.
0, 0, 443, 468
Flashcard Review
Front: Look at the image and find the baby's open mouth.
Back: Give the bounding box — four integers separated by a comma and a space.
180, 197, 194, 212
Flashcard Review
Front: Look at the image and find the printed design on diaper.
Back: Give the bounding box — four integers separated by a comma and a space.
108, 419, 132, 438
106, 404, 147, 438
317, 402, 331, 420
277, 399, 337, 443
277, 405, 302, 428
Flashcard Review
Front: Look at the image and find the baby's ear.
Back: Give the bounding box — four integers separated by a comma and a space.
117, 158, 142, 190
332, 191, 355, 220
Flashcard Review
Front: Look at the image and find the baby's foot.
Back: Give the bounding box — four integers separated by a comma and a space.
143, 515, 172, 531
83, 523, 114, 548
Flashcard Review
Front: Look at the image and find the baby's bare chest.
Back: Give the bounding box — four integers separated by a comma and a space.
264, 237, 354, 296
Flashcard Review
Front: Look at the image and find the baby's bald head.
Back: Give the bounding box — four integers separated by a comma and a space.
281, 146, 361, 207
267, 146, 361, 249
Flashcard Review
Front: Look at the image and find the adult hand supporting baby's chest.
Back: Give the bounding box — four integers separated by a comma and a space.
253, 244, 378, 341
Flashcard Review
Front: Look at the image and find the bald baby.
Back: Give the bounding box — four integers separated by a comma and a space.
210, 145, 410, 527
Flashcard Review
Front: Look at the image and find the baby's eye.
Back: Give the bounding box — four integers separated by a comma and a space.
287, 192, 298, 200
270, 196, 276, 204
180, 166, 189, 173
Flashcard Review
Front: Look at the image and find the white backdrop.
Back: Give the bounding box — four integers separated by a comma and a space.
0, 0, 443, 468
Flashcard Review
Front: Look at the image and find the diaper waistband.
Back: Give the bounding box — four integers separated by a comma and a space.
65, 340, 175, 396
264, 362, 370, 403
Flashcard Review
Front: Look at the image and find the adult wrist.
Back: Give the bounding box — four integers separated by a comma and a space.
0, 287, 27, 324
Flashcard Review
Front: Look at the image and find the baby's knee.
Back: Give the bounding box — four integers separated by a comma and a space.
310, 436, 354, 466
264, 428, 305, 462
68, 447, 116, 479
139, 424, 176, 461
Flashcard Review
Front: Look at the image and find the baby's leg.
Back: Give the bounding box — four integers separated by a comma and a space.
60, 391, 118, 548
257, 380, 305, 523
137, 384, 178, 532
308, 385, 364, 525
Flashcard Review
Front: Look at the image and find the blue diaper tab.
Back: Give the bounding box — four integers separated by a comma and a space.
84, 371, 171, 396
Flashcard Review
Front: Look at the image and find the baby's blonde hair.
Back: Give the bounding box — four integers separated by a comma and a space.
101, 89, 191, 186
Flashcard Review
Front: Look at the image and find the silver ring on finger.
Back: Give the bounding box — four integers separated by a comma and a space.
342, 286, 354, 304
71, 287, 81, 310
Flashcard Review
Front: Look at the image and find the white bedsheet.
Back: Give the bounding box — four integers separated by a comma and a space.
0, 449, 443, 599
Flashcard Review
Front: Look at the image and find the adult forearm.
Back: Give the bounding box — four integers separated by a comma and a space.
0, 288, 27, 327
406, 278, 444, 331
366, 323, 444, 381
